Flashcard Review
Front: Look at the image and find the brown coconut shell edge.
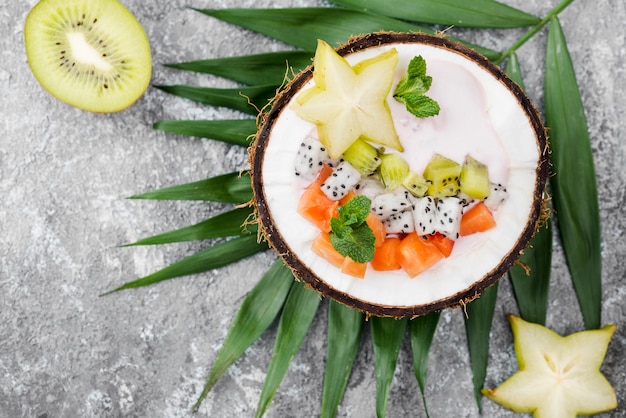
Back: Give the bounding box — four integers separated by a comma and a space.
251, 31, 550, 318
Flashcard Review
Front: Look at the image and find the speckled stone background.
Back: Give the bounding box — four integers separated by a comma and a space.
1, 0, 624, 417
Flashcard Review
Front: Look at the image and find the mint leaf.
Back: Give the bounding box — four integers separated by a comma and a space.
394, 76, 430, 98
394, 56, 431, 96
330, 195, 376, 263
330, 224, 376, 263
330, 218, 352, 239
393, 55, 440, 119
408, 55, 427, 76
337, 195, 370, 226
396, 94, 441, 118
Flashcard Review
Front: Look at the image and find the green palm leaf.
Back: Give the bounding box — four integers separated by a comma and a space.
463, 282, 499, 412
409, 312, 440, 418
505, 53, 553, 326
193, 259, 295, 412
504, 52, 525, 87
509, 220, 553, 325
255, 280, 321, 417
104, 234, 267, 294
154, 84, 277, 115
165, 51, 314, 86
153, 119, 257, 147
195, 7, 498, 61
545, 17, 602, 330
371, 316, 408, 418
123, 207, 255, 246
130, 171, 253, 204
329, 0, 539, 28
320, 301, 364, 418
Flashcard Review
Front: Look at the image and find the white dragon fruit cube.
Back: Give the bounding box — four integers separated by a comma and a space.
483, 182, 509, 211
355, 176, 386, 201
457, 191, 475, 207
435, 197, 463, 240
371, 190, 412, 221
412, 196, 437, 236
384, 210, 415, 234
320, 161, 361, 201
294, 136, 333, 181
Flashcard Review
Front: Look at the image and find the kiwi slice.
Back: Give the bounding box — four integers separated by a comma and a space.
24, 0, 152, 113
423, 153, 462, 197
378, 152, 410, 190
459, 154, 491, 199
342, 138, 382, 176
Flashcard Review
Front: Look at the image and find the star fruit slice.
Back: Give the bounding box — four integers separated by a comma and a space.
483, 315, 617, 418
293, 39, 402, 159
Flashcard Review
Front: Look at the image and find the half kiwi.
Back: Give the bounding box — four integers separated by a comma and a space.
252, 32, 549, 318
24, 0, 152, 113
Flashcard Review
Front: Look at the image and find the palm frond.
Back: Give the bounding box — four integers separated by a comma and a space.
320, 301, 364, 418
104, 234, 267, 294
193, 259, 295, 412
505, 53, 552, 326
123, 2, 601, 416
123, 206, 254, 247
255, 280, 321, 417
165, 51, 314, 86
194, 7, 498, 60
545, 17, 602, 330
154, 84, 277, 115
329, 0, 539, 28
463, 282, 499, 412
509, 221, 553, 325
153, 119, 256, 147
409, 312, 440, 418
371, 316, 408, 417
130, 171, 253, 204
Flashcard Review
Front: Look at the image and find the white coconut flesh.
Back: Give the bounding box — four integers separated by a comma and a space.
256, 34, 546, 315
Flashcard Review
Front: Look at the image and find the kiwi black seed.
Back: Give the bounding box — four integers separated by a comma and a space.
24, 0, 152, 113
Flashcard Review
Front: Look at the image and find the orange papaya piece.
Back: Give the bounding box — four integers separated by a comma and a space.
341, 256, 367, 279
311, 232, 345, 268
371, 237, 402, 271
397, 233, 444, 278
424, 232, 455, 257
459, 201, 496, 236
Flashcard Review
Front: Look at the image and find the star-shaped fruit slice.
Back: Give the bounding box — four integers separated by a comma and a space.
293, 39, 402, 159
483, 315, 617, 418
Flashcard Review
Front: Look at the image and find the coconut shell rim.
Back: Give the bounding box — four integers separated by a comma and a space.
252, 31, 550, 318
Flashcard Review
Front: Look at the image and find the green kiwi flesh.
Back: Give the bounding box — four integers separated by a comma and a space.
24, 0, 152, 113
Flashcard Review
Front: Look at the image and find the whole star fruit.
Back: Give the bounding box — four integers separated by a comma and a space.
482, 315, 617, 418
292, 39, 402, 159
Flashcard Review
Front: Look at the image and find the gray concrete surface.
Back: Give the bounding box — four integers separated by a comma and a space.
1, 0, 624, 417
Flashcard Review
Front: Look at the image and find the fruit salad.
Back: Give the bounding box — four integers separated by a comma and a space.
291, 40, 509, 279
253, 32, 548, 316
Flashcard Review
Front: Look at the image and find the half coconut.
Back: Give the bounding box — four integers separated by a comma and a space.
252, 32, 549, 317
